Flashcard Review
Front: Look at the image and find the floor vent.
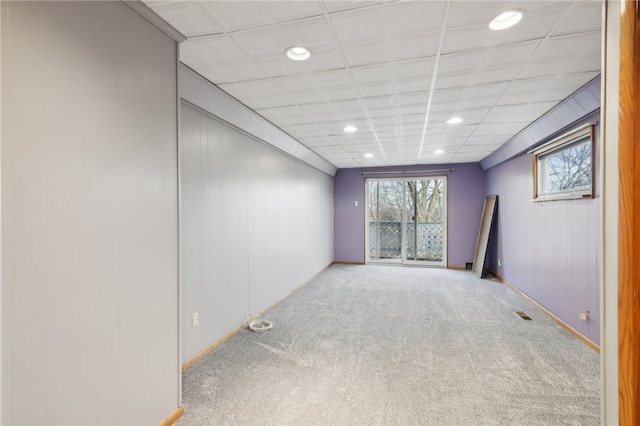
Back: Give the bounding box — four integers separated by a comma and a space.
514, 311, 532, 320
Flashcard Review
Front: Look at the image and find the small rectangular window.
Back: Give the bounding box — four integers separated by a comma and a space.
531, 124, 595, 201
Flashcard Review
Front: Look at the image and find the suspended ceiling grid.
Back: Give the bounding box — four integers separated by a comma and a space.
144, 0, 601, 169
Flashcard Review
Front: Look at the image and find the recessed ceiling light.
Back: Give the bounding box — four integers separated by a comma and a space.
285, 46, 311, 61
364, 153, 374, 158
344, 125, 358, 133
489, 10, 524, 30
434, 149, 444, 154
446, 117, 463, 125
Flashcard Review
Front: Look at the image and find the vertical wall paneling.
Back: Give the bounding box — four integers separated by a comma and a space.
1, 2, 180, 424
485, 113, 601, 346
618, 0, 640, 423
180, 103, 334, 362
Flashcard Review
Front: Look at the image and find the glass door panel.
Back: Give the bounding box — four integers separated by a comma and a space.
367, 180, 404, 261
405, 179, 445, 264
366, 177, 447, 266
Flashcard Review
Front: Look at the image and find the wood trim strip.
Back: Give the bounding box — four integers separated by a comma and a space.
158, 406, 184, 426
331, 261, 366, 265
447, 265, 467, 271
494, 275, 600, 354
182, 264, 332, 371
182, 325, 243, 371
618, 1, 640, 423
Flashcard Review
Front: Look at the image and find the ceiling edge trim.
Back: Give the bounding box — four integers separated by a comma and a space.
480, 75, 601, 171
124, 0, 187, 43
178, 64, 338, 176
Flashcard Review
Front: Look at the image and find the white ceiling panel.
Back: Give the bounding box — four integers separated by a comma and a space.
483, 101, 558, 124
445, 1, 568, 28
196, 61, 268, 84
199, 1, 323, 32
144, 0, 602, 170
256, 48, 345, 77
181, 36, 249, 67
519, 31, 601, 79
442, 5, 563, 54
324, 1, 385, 14
342, 33, 441, 67
497, 73, 599, 105
145, 1, 223, 37
231, 17, 336, 59
551, 1, 602, 37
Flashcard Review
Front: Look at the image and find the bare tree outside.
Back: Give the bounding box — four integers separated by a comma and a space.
539, 136, 592, 195
367, 178, 445, 262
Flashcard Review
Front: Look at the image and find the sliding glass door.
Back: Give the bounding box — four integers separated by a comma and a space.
366, 177, 447, 266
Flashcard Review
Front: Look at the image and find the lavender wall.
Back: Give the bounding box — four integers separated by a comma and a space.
334, 163, 486, 267
485, 112, 600, 345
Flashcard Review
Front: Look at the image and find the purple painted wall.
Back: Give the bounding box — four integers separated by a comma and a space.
485, 112, 600, 345
334, 163, 486, 267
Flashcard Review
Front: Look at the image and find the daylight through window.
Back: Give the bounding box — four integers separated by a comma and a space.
531, 124, 595, 201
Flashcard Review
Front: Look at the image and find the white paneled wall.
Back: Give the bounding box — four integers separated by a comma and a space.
1, 2, 179, 424
181, 103, 333, 361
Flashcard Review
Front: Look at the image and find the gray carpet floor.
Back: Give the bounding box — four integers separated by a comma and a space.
179, 264, 600, 425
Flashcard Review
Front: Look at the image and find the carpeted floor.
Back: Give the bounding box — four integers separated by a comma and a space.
179, 264, 600, 425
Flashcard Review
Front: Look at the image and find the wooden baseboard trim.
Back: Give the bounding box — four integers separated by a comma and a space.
331, 261, 366, 265
182, 264, 332, 371
447, 265, 467, 270
493, 273, 600, 354
182, 325, 243, 371
158, 406, 184, 426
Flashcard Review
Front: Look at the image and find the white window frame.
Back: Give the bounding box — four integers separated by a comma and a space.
530, 124, 595, 201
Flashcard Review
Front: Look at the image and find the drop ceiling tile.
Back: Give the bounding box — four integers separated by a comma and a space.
446, 1, 568, 29
435, 40, 540, 90
256, 49, 345, 78
442, 4, 568, 54
483, 101, 557, 124
497, 73, 599, 105
217, 79, 294, 109
429, 108, 490, 127
386, 1, 447, 37
518, 31, 601, 79
181, 36, 249, 68
332, 2, 444, 44
199, 1, 323, 32
196, 61, 269, 84
425, 124, 477, 139
254, 105, 309, 125
146, 1, 223, 37
324, 1, 384, 14
301, 99, 363, 115
329, 6, 387, 44
342, 33, 440, 67
230, 17, 335, 59
274, 69, 354, 95
430, 82, 509, 113
551, 1, 602, 37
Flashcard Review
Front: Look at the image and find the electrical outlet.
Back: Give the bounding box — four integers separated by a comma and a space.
579, 311, 589, 321
354, 200, 359, 207
498, 258, 501, 267
192, 312, 199, 328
